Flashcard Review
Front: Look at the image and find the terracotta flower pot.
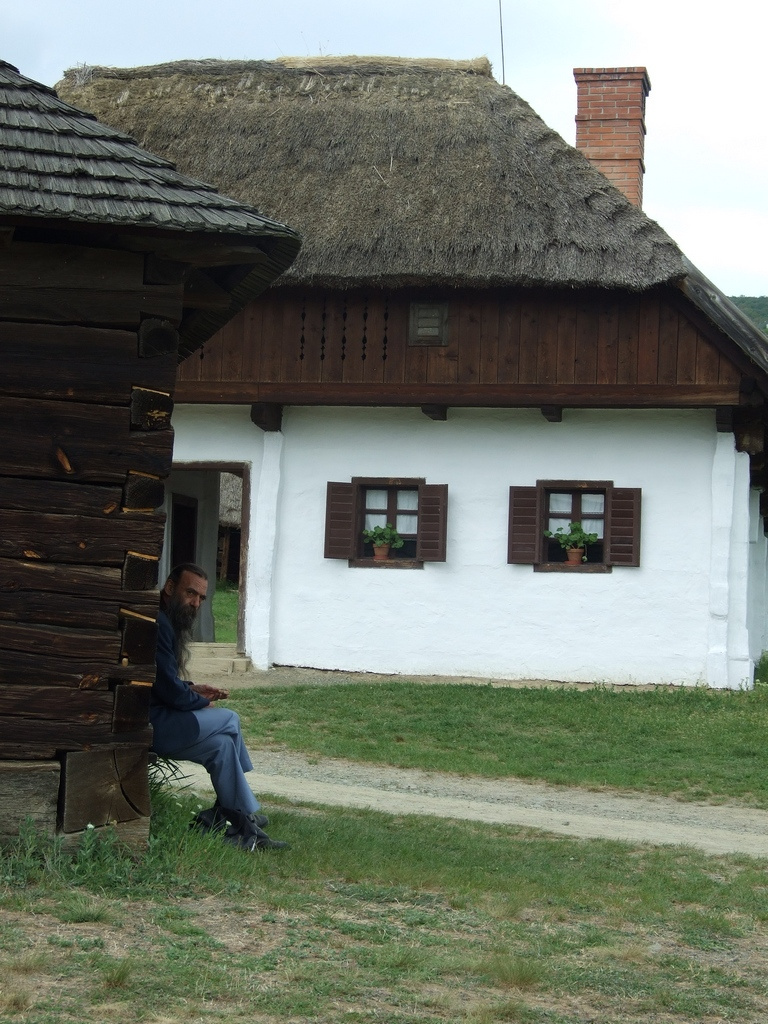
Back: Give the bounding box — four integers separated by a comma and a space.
372, 543, 390, 560
565, 547, 584, 565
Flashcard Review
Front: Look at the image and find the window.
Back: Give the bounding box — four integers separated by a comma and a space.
408, 302, 449, 346
325, 478, 448, 566
508, 480, 641, 571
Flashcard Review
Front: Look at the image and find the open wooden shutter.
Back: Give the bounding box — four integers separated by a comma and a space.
324, 482, 356, 559
606, 488, 641, 566
416, 483, 448, 562
508, 486, 539, 563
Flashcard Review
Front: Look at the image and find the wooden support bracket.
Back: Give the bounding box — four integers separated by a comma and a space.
420, 405, 448, 421
250, 403, 283, 432
540, 406, 563, 422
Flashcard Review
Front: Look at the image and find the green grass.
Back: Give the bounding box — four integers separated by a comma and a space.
1, 785, 768, 1023
212, 578, 238, 643
233, 681, 768, 805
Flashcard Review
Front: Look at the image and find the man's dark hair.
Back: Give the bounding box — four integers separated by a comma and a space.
167, 563, 208, 585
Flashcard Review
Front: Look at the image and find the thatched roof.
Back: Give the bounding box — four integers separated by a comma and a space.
57, 56, 687, 292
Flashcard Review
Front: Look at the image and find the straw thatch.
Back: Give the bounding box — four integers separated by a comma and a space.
58, 56, 686, 292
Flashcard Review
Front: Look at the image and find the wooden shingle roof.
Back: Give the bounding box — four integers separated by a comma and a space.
0, 59, 300, 250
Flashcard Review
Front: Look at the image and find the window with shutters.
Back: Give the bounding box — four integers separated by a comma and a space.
508, 480, 641, 571
325, 478, 448, 567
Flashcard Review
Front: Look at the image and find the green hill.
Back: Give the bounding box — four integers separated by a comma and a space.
729, 296, 768, 334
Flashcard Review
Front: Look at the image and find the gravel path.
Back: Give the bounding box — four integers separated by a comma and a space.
177, 664, 768, 859
174, 749, 768, 859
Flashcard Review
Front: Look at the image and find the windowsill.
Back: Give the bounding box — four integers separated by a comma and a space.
348, 558, 424, 569
534, 562, 612, 573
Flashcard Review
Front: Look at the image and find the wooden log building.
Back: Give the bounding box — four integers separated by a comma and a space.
0, 61, 299, 848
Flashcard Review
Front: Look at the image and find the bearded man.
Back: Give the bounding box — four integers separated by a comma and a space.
152, 563, 289, 851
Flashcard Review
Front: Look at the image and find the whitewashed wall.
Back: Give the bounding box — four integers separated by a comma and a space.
171, 405, 765, 688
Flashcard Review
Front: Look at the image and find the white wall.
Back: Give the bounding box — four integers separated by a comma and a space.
171, 404, 764, 688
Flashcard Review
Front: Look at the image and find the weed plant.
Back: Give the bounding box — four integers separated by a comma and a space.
233, 681, 768, 805
1, 783, 767, 1023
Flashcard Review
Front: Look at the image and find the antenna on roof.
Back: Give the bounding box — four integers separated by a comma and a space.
498, 0, 506, 85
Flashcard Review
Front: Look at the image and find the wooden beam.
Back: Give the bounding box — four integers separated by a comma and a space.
177, 381, 744, 407
420, 405, 448, 421
540, 406, 563, 422
250, 402, 283, 432
716, 407, 735, 432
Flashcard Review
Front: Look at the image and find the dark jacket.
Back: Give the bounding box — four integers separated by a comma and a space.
150, 609, 209, 754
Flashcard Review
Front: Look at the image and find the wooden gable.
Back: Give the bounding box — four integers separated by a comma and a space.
176, 287, 747, 409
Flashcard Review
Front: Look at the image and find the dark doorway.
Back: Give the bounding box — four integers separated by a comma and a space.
171, 494, 198, 567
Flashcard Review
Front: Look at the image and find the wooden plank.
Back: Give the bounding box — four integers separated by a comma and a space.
251, 381, 741, 406
0, 285, 182, 324
637, 295, 660, 384
0, 396, 173, 483
0, 322, 177, 402
657, 301, 679, 384
240, 301, 264, 382
535, 304, 558, 385
300, 294, 324, 384
61, 746, 151, 833
60, 816, 149, 855
616, 296, 639, 384
676, 317, 698, 385
0, 650, 154, 688
258, 292, 285, 383
123, 551, 159, 591
498, 294, 521, 384
518, 300, 539, 384
596, 296, 619, 384
361, 294, 386, 384
0, 509, 165, 565
0, 685, 114, 724
696, 331, 723, 385
123, 472, 165, 511
456, 295, 482, 384
0, 559, 156, 602
341, 293, 367, 384
0, 761, 60, 844
112, 683, 152, 733
322, 293, 346, 384
0, 621, 120, 661
0, 241, 143, 288
281, 290, 306, 384
0, 590, 156, 630
555, 300, 577, 384
0, 477, 122, 516
120, 614, 158, 664
479, 298, 501, 385
574, 301, 598, 384
0, 716, 152, 749
383, 295, 409, 385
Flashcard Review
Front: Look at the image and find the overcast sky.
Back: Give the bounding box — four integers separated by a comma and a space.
6, 0, 767, 295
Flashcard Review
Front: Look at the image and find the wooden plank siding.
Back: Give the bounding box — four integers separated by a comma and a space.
176, 287, 745, 406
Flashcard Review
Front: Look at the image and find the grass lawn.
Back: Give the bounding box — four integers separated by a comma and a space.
3, 682, 768, 1022
212, 579, 238, 643
233, 680, 768, 806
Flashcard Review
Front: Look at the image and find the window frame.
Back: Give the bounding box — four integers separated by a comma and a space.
508, 480, 641, 571
325, 477, 448, 567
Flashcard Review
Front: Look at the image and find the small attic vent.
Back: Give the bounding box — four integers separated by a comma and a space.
409, 302, 449, 346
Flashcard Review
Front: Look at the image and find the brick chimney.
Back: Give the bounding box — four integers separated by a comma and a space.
573, 67, 651, 207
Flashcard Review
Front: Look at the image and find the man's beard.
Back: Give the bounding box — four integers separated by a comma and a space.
165, 594, 197, 676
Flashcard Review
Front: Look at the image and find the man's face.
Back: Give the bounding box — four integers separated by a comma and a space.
164, 571, 208, 631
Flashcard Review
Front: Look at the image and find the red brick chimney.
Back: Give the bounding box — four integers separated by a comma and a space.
573, 67, 651, 207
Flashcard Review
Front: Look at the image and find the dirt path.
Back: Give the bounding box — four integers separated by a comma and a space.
173, 750, 768, 859
178, 665, 768, 858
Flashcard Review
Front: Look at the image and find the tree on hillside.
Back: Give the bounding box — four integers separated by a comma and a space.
729, 296, 768, 335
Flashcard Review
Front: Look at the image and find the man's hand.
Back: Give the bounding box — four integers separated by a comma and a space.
191, 683, 230, 702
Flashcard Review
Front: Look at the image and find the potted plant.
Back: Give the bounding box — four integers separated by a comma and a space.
362, 523, 404, 560
543, 521, 598, 565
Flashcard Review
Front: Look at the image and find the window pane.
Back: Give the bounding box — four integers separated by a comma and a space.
548, 517, 571, 534
396, 514, 418, 534
364, 513, 387, 531
365, 489, 388, 510
582, 493, 605, 514
549, 493, 572, 514
397, 490, 419, 510
582, 518, 604, 539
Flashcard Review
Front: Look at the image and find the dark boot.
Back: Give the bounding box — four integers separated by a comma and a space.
191, 802, 269, 834
221, 808, 291, 851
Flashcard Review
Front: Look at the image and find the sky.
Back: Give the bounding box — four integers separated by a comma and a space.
5, 0, 767, 296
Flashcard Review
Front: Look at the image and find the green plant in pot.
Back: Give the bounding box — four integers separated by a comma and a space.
543, 521, 598, 564
362, 523, 404, 560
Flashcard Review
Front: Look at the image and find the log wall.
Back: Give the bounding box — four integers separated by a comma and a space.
0, 235, 183, 850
